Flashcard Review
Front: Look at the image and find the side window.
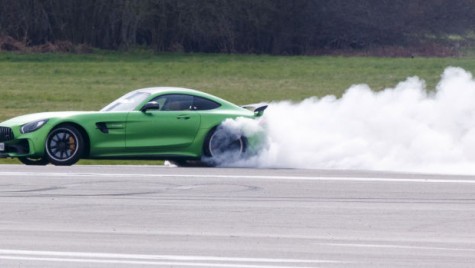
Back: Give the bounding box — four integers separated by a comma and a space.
193, 96, 221, 110
152, 94, 194, 111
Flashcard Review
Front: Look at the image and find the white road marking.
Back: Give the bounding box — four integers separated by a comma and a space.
319, 242, 475, 252
0, 249, 343, 267
1, 171, 475, 184
0, 257, 325, 268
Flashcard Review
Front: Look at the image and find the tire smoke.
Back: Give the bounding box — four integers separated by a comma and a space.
220, 67, 475, 174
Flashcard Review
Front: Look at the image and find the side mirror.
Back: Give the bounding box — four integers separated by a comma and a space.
140, 101, 160, 112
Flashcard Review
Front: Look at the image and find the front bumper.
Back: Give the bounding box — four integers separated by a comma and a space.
0, 139, 31, 157
0, 124, 46, 158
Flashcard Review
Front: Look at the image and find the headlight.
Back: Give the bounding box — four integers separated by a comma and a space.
20, 119, 49, 134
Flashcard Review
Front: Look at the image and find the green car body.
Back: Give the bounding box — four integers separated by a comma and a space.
0, 87, 266, 166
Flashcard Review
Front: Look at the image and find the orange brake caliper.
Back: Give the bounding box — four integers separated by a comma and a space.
69, 136, 76, 152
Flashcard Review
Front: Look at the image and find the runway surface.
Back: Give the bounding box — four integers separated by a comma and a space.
0, 165, 474, 267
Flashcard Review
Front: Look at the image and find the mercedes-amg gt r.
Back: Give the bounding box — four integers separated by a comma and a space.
0, 87, 267, 166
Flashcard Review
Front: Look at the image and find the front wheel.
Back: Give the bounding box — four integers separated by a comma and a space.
203, 127, 247, 166
45, 125, 84, 166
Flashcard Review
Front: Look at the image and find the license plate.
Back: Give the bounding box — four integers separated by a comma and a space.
0, 143, 4, 151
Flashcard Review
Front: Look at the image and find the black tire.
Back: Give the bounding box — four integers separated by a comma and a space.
45, 125, 84, 166
18, 156, 49, 166
203, 127, 247, 166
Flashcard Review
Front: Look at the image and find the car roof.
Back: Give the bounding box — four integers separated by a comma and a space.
134, 87, 241, 109
135, 87, 202, 95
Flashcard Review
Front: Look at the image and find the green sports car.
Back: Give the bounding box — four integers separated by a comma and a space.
0, 87, 267, 166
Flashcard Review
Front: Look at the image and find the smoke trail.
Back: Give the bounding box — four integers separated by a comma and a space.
219, 67, 475, 174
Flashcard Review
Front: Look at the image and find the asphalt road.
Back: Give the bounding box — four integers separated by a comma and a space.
0, 165, 474, 268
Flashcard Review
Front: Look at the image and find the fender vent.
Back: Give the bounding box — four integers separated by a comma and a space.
96, 122, 109, 134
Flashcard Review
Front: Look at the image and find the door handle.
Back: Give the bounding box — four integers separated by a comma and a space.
177, 115, 191, 120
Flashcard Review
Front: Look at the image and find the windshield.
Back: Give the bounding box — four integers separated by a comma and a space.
101, 91, 151, 112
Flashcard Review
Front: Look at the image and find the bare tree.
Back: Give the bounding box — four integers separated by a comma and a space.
1, 0, 475, 54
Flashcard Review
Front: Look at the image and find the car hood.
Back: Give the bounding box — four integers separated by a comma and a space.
0, 111, 95, 126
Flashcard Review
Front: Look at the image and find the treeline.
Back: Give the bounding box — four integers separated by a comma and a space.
1, 0, 475, 54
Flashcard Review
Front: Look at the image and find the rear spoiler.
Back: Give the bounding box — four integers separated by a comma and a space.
241, 103, 268, 117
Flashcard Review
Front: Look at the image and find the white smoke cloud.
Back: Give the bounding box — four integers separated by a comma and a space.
219, 67, 475, 174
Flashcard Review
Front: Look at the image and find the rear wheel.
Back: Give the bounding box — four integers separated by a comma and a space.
203, 127, 247, 166
45, 125, 84, 166
18, 156, 49, 166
